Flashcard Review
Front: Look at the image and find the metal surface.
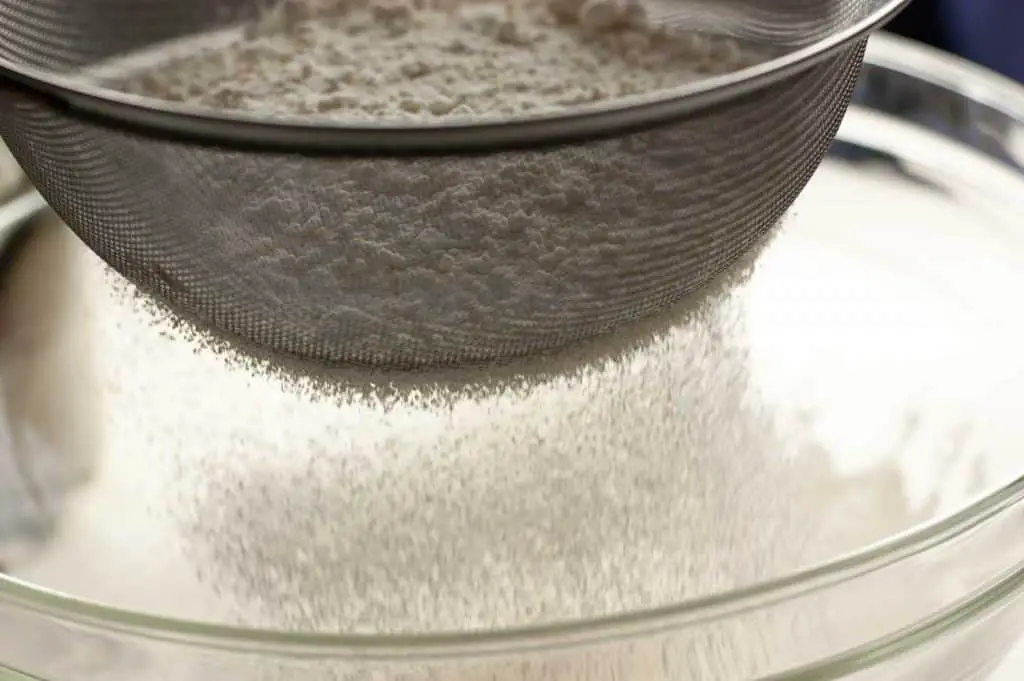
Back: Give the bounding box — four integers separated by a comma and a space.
0, 0, 908, 148
1, 34, 1024, 681
0, 0, 906, 368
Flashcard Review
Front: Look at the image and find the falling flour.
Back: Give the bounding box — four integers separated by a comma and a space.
106, 0, 770, 120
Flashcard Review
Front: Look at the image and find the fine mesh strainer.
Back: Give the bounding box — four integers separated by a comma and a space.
0, 0, 908, 368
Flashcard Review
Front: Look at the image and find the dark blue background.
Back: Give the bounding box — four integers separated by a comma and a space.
888, 0, 1023, 83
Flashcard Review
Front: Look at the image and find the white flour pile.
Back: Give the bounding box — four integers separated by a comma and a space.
107, 0, 769, 120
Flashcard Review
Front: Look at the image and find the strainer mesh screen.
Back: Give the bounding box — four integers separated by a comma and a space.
0, 0, 872, 368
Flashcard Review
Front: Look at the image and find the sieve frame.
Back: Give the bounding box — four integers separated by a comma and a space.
0, 0, 913, 370
0, 0, 909, 153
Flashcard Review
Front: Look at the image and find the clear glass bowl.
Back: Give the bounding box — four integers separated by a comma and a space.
1, 33, 1024, 681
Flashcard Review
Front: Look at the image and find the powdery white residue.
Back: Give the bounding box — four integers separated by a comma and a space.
107, 0, 771, 121
89, 230, 845, 636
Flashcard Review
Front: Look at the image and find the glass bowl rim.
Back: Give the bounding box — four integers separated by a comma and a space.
0, 475, 1020, 662
1, 31, 1024, 679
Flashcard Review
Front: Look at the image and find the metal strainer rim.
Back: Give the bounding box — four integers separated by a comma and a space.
0, 0, 909, 153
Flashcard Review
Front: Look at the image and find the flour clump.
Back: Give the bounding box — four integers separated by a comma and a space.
105, 0, 772, 120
